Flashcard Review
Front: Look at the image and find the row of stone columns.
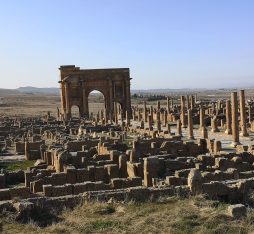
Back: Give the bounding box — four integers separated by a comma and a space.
230, 90, 250, 146
197, 90, 249, 147
131, 90, 251, 147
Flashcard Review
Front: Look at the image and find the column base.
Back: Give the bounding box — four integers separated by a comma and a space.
211, 128, 219, 133
231, 141, 241, 148
199, 127, 205, 131
225, 129, 232, 135
240, 132, 249, 137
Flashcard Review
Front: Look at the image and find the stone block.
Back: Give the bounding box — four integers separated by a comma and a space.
202, 181, 229, 196
110, 150, 119, 164
65, 167, 77, 184
76, 168, 89, 183
111, 178, 128, 189
43, 184, 53, 197
0, 174, 5, 189
175, 169, 192, 178
128, 177, 142, 187
165, 176, 185, 186
9, 187, 31, 199
228, 204, 246, 218
105, 164, 119, 181
95, 166, 106, 182
0, 189, 10, 201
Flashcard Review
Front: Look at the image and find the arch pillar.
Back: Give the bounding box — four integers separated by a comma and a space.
65, 82, 71, 119
82, 81, 89, 117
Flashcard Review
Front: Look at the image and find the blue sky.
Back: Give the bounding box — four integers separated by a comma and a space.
0, 0, 253, 89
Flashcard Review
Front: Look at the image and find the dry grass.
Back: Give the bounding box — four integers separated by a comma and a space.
2, 196, 254, 234
0, 94, 61, 118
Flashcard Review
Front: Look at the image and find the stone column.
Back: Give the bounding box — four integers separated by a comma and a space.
25, 141, 30, 160
248, 103, 252, 123
211, 116, 219, 133
214, 140, 222, 154
181, 111, 186, 128
216, 100, 221, 115
96, 112, 100, 123
132, 107, 136, 121
157, 101, 160, 110
188, 109, 194, 139
170, 98, 174, 109
176, 119, 182, 136
166, 97, 170, 112
100, 110, 104, 122
138, 110, 141, 122
239, 90, 248, 136
164, 110, 168, 127
220, 119, 225, 128
186, 95, 190, 110
190, 96, 195, 109
231, 92, 240, 147
199, 106, 204, 130
157, 111, 161, 131
150, 106, 154, 123
143, 101, 147, 122
167, 123, 171, 134
180, 96, 186, 127
118, 104, 121, 115
225, 100, 232, 134
126, 110, 130, 125
148, 115, 153, 129
57, 107, 60, 120
180, 96, 185, 112
201, 126, 208, 139
194, 94, 198, 103
140, 120, 144, 129
143, 157, 159, 187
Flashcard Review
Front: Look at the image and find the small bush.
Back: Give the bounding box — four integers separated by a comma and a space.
95, 204, 116, 215
92, 220, 113, 230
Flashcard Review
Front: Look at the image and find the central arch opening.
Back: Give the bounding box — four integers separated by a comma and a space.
88, 90, 105, 119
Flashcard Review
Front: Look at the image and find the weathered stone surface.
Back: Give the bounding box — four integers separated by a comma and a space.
187, 169, 202, 195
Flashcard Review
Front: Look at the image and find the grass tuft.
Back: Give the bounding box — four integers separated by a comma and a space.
92, 220, 114, 229
0, 160, 35, 171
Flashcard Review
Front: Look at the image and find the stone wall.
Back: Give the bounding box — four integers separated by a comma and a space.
0, 187, 34, 201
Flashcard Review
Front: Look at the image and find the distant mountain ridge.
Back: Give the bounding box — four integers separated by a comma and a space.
0, 86, 253, 97
17, 86, 59, 94
0, 88, 20, 96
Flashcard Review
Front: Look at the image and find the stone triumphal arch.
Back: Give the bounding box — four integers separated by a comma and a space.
59, 65, 132, 120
